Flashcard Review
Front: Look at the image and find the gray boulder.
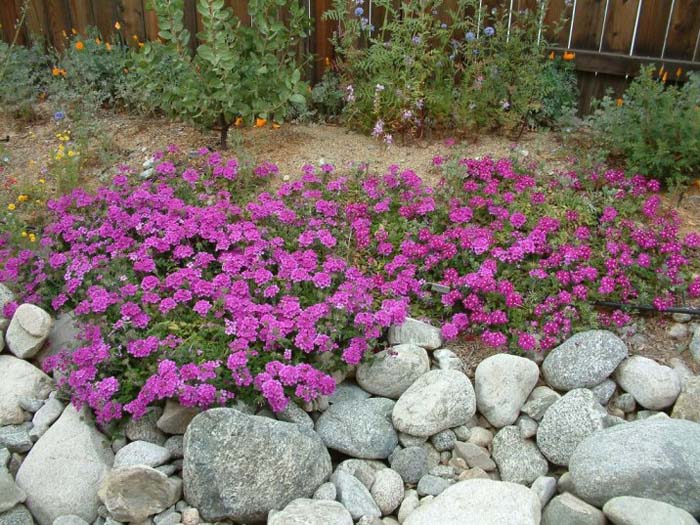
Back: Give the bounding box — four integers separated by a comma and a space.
603, 496, 699, 525
0, 504, 33, 525
542, 330, 628, 391
0, 467, 26, 513
542, 493, 605, 525
392, 370, 475, 437
52, 515, 90, 525
156, 401, 199, 435
0, 425, 32, 454
521, 386, 561, 421
315, 399, 398, 459
330, 470, 381, 521
590, 379, 617, 405
388, 447, 436, 485
403, 479, 541, 525
370, 468, 404, 515
432, 349, 463, 372
15, 405, 114, 525
569, 417, 700, 515
416, 475, 453, 497
97, 467, 181, 522
113, 440, 171, 469
615, 356, 681, 410
475, 354, 539, 428
388, 318, 442, 350
276, 401, 314, 430
536, 389, 606, 466
6, 304, 53, 359
356, 345, 429, 399
267, 499, 353, 525
672, 376, 700, 423
491, 426, 548, 485
0, 356, 53, 426
183, 408, 331, 523
328, 381, 371, 405
125, 407, 167, 445
313, 482, 337, 501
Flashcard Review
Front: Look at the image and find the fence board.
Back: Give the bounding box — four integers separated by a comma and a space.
0, 1, 23, 44
601, 0, 639, 53
633, 0, 671, 56
571, 0, 607, 49
543, 0, 573, 47
44, 0, 71, 48
68, 0, 93, 32
119, 0, 146, 43
92, 0, 119, 40
664, 0, 700, 60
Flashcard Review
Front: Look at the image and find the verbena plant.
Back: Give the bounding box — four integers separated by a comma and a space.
324, 0, 571, 142
127, 0, 311, 148
588, 65, 700, 189
1, 150, 698, 423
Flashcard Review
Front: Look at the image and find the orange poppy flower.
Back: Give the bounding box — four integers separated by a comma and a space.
272, 122, 281, 129
255, 118, 267, 128
676, 67, 683, 78
562, 51, 575, 61
662, 71, 668, 83
324, 56, 331, 67
548, 51, 555, 60
616, 98, 623, 107
52, 66, 61, 76
234, 117, 243, 127
75, 41, 84, 51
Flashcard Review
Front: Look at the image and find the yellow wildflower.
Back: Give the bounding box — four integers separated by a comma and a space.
28, 233, 36, 243
67, 150, 76, 157
39, 178, 46, 184
115, 21, 121, 30
21, 231, 27, 237
17, 195, 28, 202
7, 203, 15, 211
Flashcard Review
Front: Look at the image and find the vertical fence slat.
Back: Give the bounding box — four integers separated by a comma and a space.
600, 0, 639, 54
67, 0, 94, 34
119, 0, 146, 43
544, 0, 574, 47
632, 0, 670, 57
44, 0, 70, 49
0, 1, 24, 44
570, 0, 607, 50
92, 0, 119, 41
663, 0, 700, 61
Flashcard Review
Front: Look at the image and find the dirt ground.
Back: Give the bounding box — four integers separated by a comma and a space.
1, 109, 699, 375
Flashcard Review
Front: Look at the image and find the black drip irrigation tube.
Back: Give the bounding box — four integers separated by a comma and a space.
593, 301, 700, 317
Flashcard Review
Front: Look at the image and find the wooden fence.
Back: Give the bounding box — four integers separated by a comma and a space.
2, 0, 700, 112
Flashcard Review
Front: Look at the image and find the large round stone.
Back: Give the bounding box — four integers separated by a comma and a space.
315, 398, 398, 459
403, 479, 541, 525
15, 405, 114, 525
267, 498, 353, 525
0, 356, 53, 426
356, 344, 429, 399
392, 370, 475, 437
183, 408, 331, 523
569, 417, 700, 515
6, 304, 53, 359
542, 330, 628, 391
536, 389, 606, 466
603, 496, 698, 525
614, 356, 681, 410
475, 354, 539, 428
491, 426, 548, 485
388, 318, 442, 350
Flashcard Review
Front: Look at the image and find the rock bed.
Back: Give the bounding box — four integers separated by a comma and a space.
1, 286, 700, 525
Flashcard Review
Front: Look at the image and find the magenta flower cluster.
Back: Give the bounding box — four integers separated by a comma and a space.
1, 148, 697, 424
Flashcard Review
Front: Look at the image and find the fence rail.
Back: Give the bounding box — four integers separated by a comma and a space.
2, 0, 700, 112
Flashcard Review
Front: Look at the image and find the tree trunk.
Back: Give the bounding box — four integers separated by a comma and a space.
219, 114, 230, 150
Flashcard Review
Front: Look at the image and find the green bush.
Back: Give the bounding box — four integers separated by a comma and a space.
0, 40, 50, 120
324, 0, 572, 141
128, 0, 311, 149
588, 65, 700, 188
48, 29, 130, 118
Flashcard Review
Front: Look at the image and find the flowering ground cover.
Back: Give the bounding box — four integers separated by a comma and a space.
0, 146, 698, 424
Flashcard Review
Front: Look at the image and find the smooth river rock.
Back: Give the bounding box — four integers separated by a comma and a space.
614, 355, 681, 410
542, 330, 628, 391
392, 370, 476, 437
569, 417, 700, 515
356, 344, 430, 399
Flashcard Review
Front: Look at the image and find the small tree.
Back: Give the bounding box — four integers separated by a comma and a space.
140, 0, 310, 149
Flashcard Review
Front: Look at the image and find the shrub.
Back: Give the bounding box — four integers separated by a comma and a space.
127, 0, 311, 148
0, 40, 50, 120
48, 29, 130, 118
2, 151, 698, 424
324, 0, 572, 141
588, 65, 700, 188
